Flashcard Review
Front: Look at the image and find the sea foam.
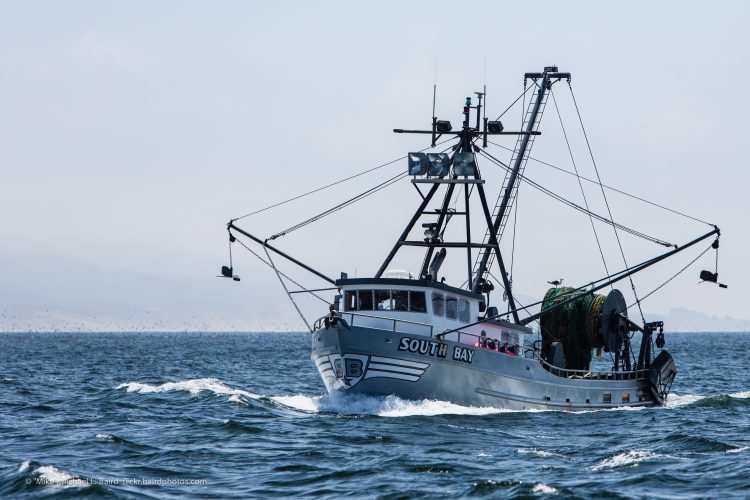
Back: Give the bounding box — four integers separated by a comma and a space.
590, 450, 661, 471
116, 378, 259, 401
272, 392, 510, 417
19, 461, 88, 489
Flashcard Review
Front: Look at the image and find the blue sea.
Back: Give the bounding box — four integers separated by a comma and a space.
1, 331, 748, 498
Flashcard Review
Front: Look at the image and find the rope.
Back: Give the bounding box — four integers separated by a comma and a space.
268, 140, 459, 240
233, 237, 330, 304
269, 171, 407, 239
477, 149, 674, 247
263, 245, 313, 333
493, 83, 535, 121
627, 243, 713, 309
485, 140, 713, 227
233, 136, 457, 221
567, 81, 646, 323
551, 88, 611, 281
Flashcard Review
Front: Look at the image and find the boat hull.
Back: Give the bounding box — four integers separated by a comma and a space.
311, 323, 660, 411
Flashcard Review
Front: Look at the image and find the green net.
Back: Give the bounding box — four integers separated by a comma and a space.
540, 287, 606, 370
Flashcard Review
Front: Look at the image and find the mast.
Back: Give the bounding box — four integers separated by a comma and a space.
471, 68, 556, 297
379, 70, 547, 305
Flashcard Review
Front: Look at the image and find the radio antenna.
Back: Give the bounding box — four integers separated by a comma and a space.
483, 57, 487, 123
431, 58, 437, 147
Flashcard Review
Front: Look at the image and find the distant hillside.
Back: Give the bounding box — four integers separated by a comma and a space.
649, 308, 750, 333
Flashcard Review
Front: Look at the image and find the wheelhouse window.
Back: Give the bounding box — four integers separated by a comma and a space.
375, 290, 392, 310
392, 290, 408, 311
457, 299, 470, 322
344, 291, 357, 311
358, 290, 374, 310
409, 291, 427, 313
432, 292, 444, 316
446, 296, 457, 320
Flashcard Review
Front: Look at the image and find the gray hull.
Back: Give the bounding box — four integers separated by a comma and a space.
312, 324, 658, 411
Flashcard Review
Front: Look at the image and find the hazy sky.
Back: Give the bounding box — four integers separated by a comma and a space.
1, 1, 747, 331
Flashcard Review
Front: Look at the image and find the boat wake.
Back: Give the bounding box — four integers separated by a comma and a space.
272, 392, 511, 417
115, 378, 750, 417
116, 378, 512, 417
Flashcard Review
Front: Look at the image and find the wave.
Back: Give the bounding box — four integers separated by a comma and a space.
18, 460, 88, 489
590, 450, 663, 471
726, 446, 749, 454
116, 378, 259, 402
532, 483, 558, 494
272, 392, 514, 417
517, 448, 566, 459
665, 393, 705, 407
114, 378, 750, 418
666, 391, 750, 409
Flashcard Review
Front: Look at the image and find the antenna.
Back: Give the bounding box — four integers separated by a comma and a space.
431, 58, 437, 147
483, 57, 487, 123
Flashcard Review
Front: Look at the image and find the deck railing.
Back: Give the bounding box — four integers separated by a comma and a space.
534, 349, 649, 381
314, 312, 434, 337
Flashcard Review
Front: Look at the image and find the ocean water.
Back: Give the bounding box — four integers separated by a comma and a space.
0, 331, 748, 498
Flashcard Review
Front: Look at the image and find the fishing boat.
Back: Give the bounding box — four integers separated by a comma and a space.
223, 66, 725, 410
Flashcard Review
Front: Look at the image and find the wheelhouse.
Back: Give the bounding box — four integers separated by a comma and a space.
336, 277, 531, 348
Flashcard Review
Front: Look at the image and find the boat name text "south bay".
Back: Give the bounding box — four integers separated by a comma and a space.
398, 337, 474, 364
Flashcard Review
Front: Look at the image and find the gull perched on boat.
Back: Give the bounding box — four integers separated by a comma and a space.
547, 278, 564, 287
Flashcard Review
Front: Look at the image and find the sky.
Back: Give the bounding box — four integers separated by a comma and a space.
1, 1, 748, 331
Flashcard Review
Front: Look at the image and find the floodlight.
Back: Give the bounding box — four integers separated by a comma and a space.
452, 152, 477, 176
436, 120, 452, 133
426, 153, 450, 177
408, 152, 429, 175
487, 120, 504, 133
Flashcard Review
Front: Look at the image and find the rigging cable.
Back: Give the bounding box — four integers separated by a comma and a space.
493, 82, 535, 121
263, 244, 313, 333
485, 140, 713, 227
568, 81, 646, 323
232, 236, 330, 305
233, 136, 458, 221
626, 243, 713, 310
550, 88, 612, 282
477, 149, 674, 247
269, 140, 459, 240
269, 171, 407, 239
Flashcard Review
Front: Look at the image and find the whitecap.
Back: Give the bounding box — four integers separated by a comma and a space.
729, 391, 750, 399
116, 378, 259, 400
20, 461, 89, 489
95, 433, 114, 441
532, 483, 558, 494
590, 450, 661, 471
665, 393, 704, 407
726, 446, 749, 454
517, 448, 564, 459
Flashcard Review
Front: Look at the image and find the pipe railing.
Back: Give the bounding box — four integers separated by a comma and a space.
314, 312, 434, 337
535, 352, 649, 381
